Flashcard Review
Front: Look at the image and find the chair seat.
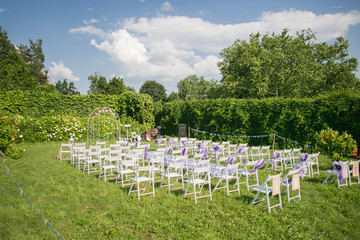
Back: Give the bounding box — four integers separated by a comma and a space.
250, 185, 271, 194
102, 164, 116, 170
190, 178, 208, 185
129, 176, 152, 182
163, 172, 182, 178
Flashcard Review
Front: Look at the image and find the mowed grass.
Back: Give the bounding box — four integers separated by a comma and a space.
1, 141, 360, 239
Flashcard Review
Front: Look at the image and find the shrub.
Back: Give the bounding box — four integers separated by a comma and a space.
317, 127, 357, 160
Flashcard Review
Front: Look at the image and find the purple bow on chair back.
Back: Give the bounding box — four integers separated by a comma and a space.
238, 146, 244, 154
250, 159, 264, 173
135, 141, 139, 149
201, 149, 208, 160
157, 138, 162, 145
333, 161, 345, 183
271, 151, 280, 159
182, 147, 187, 156
123, 141, 128, 146
224, 155, 235, 166
182, 140, 188, 146
144, 144, 150, 160
299, 153, 308, 163
168, 138, 174, 146
198, 142, 204, 150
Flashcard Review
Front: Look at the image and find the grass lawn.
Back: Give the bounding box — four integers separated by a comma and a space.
1, 141, 360, 239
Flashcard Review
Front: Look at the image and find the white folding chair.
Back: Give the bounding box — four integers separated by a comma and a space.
260, 146, 271, 166
281, 169, 301, 203
184, 160, 212, 204
308, 152, 320, 176
265, 150, 283, 171
115, 155, 137, 188
291, 148, 302, 165
160, 161, 185, 193
349, 160, 360, 186
128, 165, 155, 200
212, 156, 240, 195
282, 149, 293, 170
322, 161, 349, 188
237, 159, 264, 191
251, 172, 283, 213
57, 143, 73, 161
249, 146, 262, 161
98, 156, 119, 182
83, 146, 101, 175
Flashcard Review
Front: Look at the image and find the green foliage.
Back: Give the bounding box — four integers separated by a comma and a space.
139, 80, 167, 102
0, 90, 154, 124
0, 26, 48, 89
317, 128, 357, 160
177, 75, 217, 100
218, 29, 360, 98
158, 92, 360, 148
55, 79, 80, 95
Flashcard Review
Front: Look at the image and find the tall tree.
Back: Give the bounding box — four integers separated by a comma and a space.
107, 76, 126, 95
218, 29, 360, 98
139, 80, 167, 102
0, 27, 37, 91
177, 75, 216, 100
55, 79, 80, 95
88, 73, 108, 95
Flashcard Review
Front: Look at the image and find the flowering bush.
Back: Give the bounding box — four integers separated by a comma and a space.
0, 115, 24, 154
317, 128, 358, 160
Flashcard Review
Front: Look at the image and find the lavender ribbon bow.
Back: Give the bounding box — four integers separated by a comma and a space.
182, 140, 188, 146
299, 153, 308, 163
144, 144, 150, 160
157, 138, 162, 145
271, 151, 280, 159
333, 161, 345, 183
123, 141, 128, 146
197, 142, 204, 150
201, 149, 208, 160
182, 147, 187, 156
135, 141, 139, 149
250, 159, 264, 173
168, 138, 174, 146
238, 146, 245, 154
224, 155, 235, 166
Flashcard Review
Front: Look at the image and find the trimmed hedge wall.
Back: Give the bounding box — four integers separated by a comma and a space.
0, 91, 154, 124
157, 92, 360, 147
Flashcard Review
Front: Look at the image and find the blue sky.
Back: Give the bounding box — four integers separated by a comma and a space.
1, 0, 360, 94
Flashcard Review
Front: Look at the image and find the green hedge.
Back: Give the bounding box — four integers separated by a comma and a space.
0, 91, 154, 124
157, 92, 360, 148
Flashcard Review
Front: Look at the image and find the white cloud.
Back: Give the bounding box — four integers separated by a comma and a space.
48, 61, 80, 83
70, 9, 360, 86
83, 18, 98, 25
161, 2, 173, 11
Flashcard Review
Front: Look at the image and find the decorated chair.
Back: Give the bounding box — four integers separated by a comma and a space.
251, 172, 283, 213
281, 169, 301, 203
236, 158, 264, 191
183, 159, 212, 204
83, 145, 101, 175
212, 155, 241, 195
348, 160, 360, 186
265, 150, 283, 171
322, 161, 349, 188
